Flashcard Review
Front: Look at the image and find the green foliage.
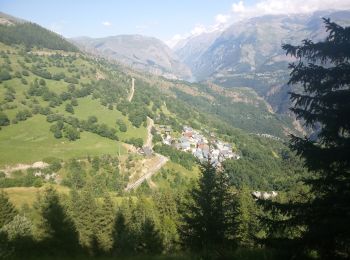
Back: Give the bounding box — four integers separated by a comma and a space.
38, 78, 46, 86
0, 23, 78, 51
117, 119, 127, 132
0, 112, 10, 126
232, 188, 259, 247
69, 187, 97, 250
63, 159, 86, 189
21, 70, 29, 76
112, 197, 164, 254
1, 215, 32, 240
126, 137, 144, 148
15, 109, 32, 121
95, 193, 115, 252
64, 77, 79, 84
264, 19, 350, 259
21, 77, 27, 85
180, 162, 235, 253
0, 68, 11, 82
65, 103, 74, 114
0, 191, 17, 228
154, 144, 196, 170
64, 125, 80, 141
35, 186, 80, 254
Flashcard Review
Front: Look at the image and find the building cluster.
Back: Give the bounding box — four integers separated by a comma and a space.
158, 125, 240, 166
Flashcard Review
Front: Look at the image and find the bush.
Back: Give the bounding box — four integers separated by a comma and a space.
64, 125, 80, 141
71, 98, 78, 106
65, 103, 74, 114
39, 79, 46, 86
15, 110, 32, 121
117, 119, 127, 132
21, 78, 28, 85
0, 69, 11, 82
88, 116, 98, 124
64, 77, 79, 84
126, 137, 144, 148
22, 70, 29, 76
0, 112, 10, 126
52, 72, 65, 81
119, 124, 127, 132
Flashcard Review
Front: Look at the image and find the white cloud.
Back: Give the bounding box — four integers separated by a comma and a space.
232, 1, 245, 13
231, 0, 350, 20
215, 14, 230, 25
165, 34, 188, 48
166, 0, 350, 48
102, 21, 112, 27
191, 24, 208, 36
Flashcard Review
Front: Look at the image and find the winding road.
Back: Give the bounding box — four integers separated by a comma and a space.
124, 93, 168, 191
124, 155, 168, 191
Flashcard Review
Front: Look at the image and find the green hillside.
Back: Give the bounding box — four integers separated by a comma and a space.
0, 18, 78, 51
0, 39, 304, 191
0, 115, 124, 166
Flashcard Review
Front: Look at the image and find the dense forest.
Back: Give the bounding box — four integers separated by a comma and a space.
0, 22, 78, 52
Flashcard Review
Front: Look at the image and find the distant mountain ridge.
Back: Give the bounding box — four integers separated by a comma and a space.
71, 35, 192, 80
176, 10, 350, 80
175, 10, 350, 113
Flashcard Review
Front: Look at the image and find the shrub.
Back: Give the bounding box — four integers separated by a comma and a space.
0, 112, 10, 126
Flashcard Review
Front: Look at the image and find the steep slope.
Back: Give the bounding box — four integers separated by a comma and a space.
174, 30, 221, 79
71, 35, 192, 80
0, 12, 78, 52
176, 10, 350, 113
0, 12, 307, 192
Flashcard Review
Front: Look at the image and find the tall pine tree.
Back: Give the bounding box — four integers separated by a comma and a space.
180, 160, 234, 254
0, 191, 17, 228
265, 18, 350, 259
35, 186, 80, 255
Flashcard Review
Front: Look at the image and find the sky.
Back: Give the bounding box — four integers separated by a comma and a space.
1, 0, 350, 47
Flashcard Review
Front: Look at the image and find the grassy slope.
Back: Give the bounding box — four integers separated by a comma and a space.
0, 43, 147, 166
55, 97, 147, 142
3, 184, 70, 208
0, 115, 125, 167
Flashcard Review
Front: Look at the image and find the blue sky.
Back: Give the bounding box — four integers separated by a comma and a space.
0, 1, 240, 38
1, 0, 350, 46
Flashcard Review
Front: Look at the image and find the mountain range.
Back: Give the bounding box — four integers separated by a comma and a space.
71, 35, 192, 80
71, 10, 350, 115
174, 10, 350, 113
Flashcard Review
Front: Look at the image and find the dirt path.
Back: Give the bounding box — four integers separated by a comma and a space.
124, 78, 169, 191
144, 117, 154, 148
1, 161, 49, 176
128, 77, 135, 102
124, 154, 168, 191
124, 116, 168, 191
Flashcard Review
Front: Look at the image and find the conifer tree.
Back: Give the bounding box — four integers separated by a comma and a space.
95, 193, 115, 252
265, 19, 350, 259
139, 218, 163, 254
112, 197, 135, 254
180, 160, 234, 253
232, 187, 259, 247
69, 186, 97, 250
0, 191, 17, 228
35, 186, 80, 255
